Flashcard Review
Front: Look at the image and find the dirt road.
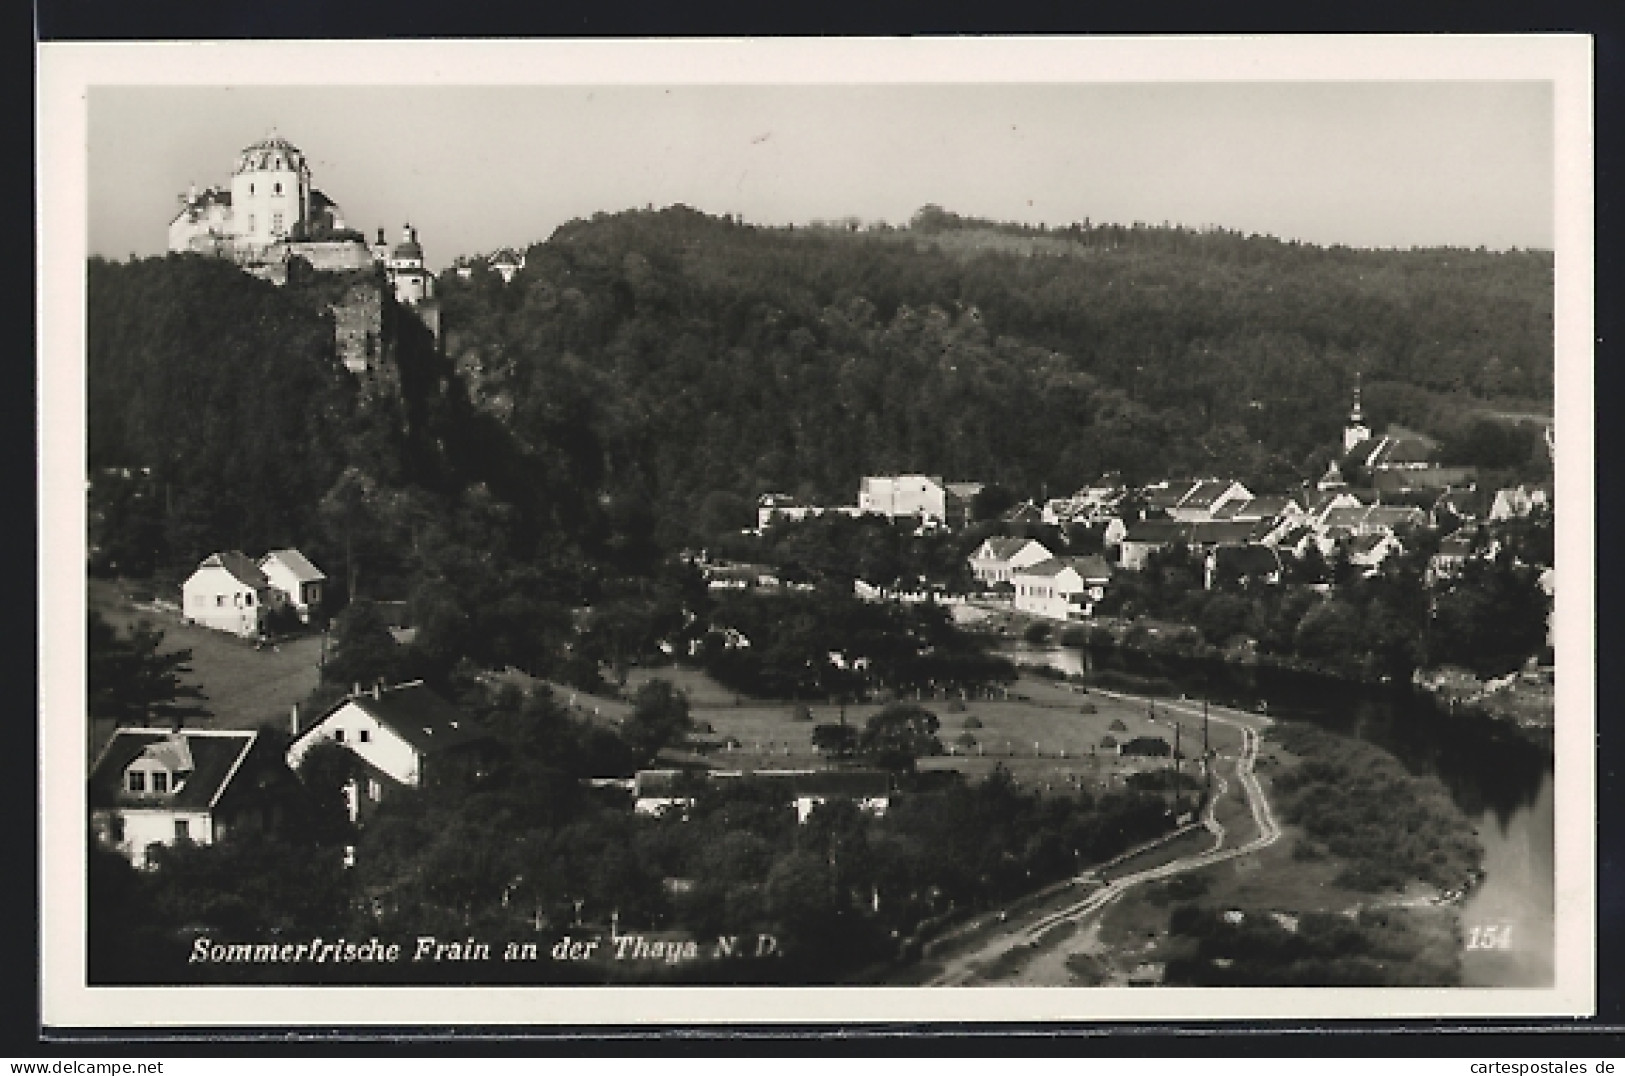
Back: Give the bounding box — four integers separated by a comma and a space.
924, 694, 1278, 986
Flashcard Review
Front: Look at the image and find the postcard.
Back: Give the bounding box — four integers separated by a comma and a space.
37, 34, 1594, 1028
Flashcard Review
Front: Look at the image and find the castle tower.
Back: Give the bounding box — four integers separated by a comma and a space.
229, 134, 312, 253
1343, 373, 1371, 455
386, 223, 434, 306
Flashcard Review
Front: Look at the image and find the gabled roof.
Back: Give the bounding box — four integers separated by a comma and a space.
1001, 502, 1044, 524
260, 548, 326, 583
195, 551, 268, 589
944, 482, 984, 501
309, 682, 491, 757
1179, 479, 1243, 510
1143, 481, 1200, 510
1017, 555, 1113, 581
978, 537, 1038, 561
89, 728, 258, 812
1123, 519, 1190, 544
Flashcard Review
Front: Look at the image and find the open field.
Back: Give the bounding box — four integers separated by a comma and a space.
623, 663, 1242, 790
89, 577, 322, 747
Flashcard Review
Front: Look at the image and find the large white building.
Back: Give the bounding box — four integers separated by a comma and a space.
858, 475, 947, 523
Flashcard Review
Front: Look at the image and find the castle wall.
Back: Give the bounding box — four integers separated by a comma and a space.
287, 240, 376, 273
332, 281, 384, 377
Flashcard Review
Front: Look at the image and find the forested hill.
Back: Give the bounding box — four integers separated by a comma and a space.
438, 205, 1551, 539
86, 206, 1552, 588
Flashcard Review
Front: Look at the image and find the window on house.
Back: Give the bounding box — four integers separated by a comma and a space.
333, 729, 344, 742
216, 595, 225, 607
249, 184, 255, 195
272, 212, 284, 234
127, 771, 145, 793
249, 214, 256, 231
174, 819, 189, 841
152, 771, 169, 793
274, 182, 282, 195
359, 729, 370, 743
244, 592, 254, 606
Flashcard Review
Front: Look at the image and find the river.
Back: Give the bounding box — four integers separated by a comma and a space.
1001, 642, 1555, 987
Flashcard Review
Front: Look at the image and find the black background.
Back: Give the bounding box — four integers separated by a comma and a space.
19, 0, 1624, 1057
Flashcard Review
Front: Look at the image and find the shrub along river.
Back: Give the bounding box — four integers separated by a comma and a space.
1001, 642, 1556, 987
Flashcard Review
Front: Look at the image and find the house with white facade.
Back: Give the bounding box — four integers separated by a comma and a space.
858, 475, 947, 523
968, 536, 1054, 586
89, 728, 286, 868
1489, 484, 1552, 521
258, 548, 326, 623
286, 681, 496, 822
757, 493, 824, 531
181, 551, 274, 637
1012, 555, 1113, 621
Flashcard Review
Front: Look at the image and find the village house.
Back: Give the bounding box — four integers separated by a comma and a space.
181, 551, 275, 637
1317, 503, 1429, 540
285, 680, 497, 823
1489, 484, 1552, 522
1427, 534, 1476, 582
1011, 555, 1113, 621
1117, 519, 1265, 571
858, 475, 947, 523
968, 536, 1054, 586
89, 728, 291, 868
258, 548, 326, 623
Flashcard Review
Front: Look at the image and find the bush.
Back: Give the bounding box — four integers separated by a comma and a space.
1100, 734, 1118, 749
1109, 718, 1128, 732
947, 699, 966, 712
962, 716, 984, 729
1023, 622, 1053, 644
790, 704, 813, 722
1059, 626, 1090, 648
955, 732, 978, 749
1079, 702, 1097, 714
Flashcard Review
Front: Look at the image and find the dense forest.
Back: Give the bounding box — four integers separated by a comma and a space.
89, 206, 1551, 585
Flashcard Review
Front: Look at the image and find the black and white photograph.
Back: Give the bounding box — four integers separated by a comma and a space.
37, 36, 1594, 1026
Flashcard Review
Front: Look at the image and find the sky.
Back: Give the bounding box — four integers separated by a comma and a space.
88, 80, 1554, 270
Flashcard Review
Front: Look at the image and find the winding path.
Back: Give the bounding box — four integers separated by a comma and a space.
926, 694, 1280, 986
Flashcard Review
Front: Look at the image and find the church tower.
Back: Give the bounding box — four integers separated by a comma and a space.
1343, 374, 1371, 455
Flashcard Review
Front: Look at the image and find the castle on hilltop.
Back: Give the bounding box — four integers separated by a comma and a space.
169, 135, 441, 380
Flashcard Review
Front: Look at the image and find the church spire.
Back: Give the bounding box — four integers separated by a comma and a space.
1342, 371, 1371, 456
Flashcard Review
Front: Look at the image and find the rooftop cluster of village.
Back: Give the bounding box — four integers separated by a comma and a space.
738, 383, 1553, 627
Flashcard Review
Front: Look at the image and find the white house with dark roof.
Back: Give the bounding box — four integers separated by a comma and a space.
968, 536, 1054, 586
89, 728, 284, 868
286, 680, 496, 822
1012, 555, 1113, 621
259, 548, 326, 622
181, 551, 274, 637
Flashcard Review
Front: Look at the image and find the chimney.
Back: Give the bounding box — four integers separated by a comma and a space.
352, 682, 362, 698
372, 681, 383, 700
290, 703, 301, 736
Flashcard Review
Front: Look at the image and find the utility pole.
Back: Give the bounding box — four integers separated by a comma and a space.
1203, 691, 1211, 799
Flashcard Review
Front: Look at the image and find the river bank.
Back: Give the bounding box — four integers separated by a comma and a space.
950, 709, 1478, 987
960, 602, 1553, 746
